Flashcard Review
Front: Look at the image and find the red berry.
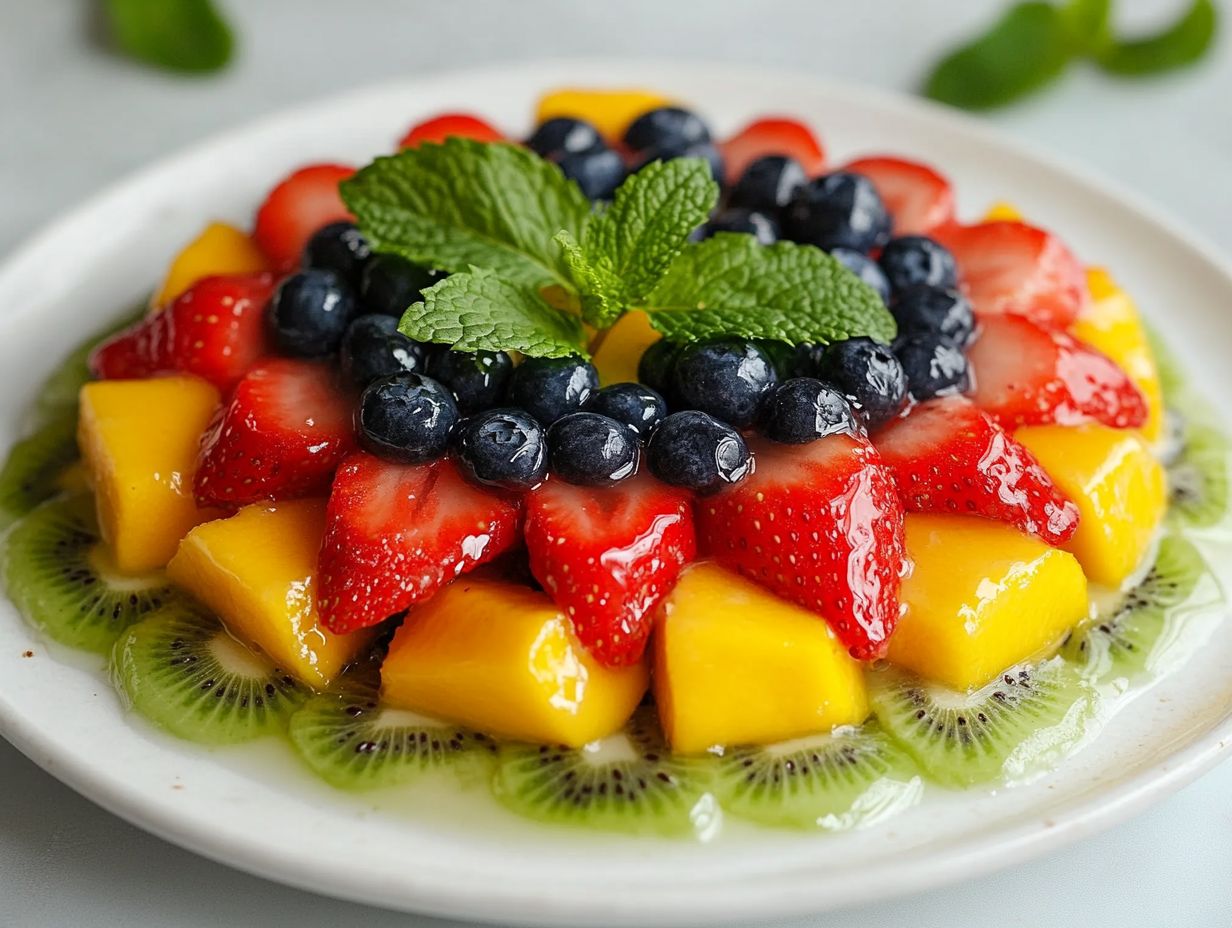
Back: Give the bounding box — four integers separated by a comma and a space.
967, 314, 1149, 430
720, 117, 826, 183
397, 113, 504, 149
843, 156, 955, 236
253, 163, 355, 271
194, 358, 357, 507
524, 473, 696, 667
89, 273, 274, 392
317, 453, 522, 634
873, 396, 1080, 546
697, 435, 905, 660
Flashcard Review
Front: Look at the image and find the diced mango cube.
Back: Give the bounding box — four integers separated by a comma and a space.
78, 376, 220, 573
982, 201, 1024, 222
153, 222, 269, 308
653, 563, 869, 754
887, 515, 1089, 690
535, 88, 672, 141
382, 577, 647, 746
591, 310, 661, 386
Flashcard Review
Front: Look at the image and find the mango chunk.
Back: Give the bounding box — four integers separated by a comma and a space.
153, 221, 269, 308
535, 88, 672, 141
382, 577, 647, 747
653, 563, 869, 754
592, 310, 661, 386
168, 499, 364, 688
982, 201, 1024, 222
1016, 424, 1166, 586
888, 515, 1089, 690
78, 376, 220, 573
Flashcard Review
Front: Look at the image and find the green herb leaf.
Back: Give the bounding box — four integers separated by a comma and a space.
923, 2, 1076, 110
104, 0, 234, 74
399, 269, 587, 359
342, 139, 592, 290
642, 234, 897, 346
1095, 0, 1218, 76
1060, 0, 1113, 50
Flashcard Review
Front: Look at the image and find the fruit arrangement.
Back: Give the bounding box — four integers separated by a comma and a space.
1, 87, 1227, 837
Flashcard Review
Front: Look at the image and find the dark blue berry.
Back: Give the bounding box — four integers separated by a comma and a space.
427, 349, 514, 414
583, 383, 667, 436
452, 408, 547, 491
623, 107, 712, 152
830, 247, 891, 304
507, 356, 599, 425
728, 155, 807, 213
811, 337, 908, 430
754, 340, 803, 380
894, 333, 971, 401
340, 314, 429, 387
760, 378, 861, 444
267, 269, 357, 357
559, 145, 626, 201
357, 373, 459, 464
547, 412, 639, 486
646, 411, 752, 493
635, 140, 724, 182
526, 117, 603, 160
696, 208, 778, 245
785, 172, 891, 253
302, 221, 371, 286
637, 340, 680, 396
892, 286, 976, 346
360, 254, 446, 318
669, 340, 779, 428
878, 236, 958, 294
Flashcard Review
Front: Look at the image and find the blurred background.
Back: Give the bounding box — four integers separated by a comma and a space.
1, 1, 1230, 927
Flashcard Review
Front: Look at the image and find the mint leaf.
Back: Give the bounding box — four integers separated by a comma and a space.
643, 234, 897, 346
104, 0, 234, 74
342, 139, 591, 290
1061, 0, 1112, 50
1095, 0, 1217, 75
399, 269, 586, 359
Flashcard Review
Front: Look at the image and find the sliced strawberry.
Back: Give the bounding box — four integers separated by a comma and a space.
720, 117, 826, 183
968, 314, 1148, 430
194, 358, 357, 507
89, 273, 274, 391
525, 473, 696, 667
843, 156, 955, 236
933, 220, 1087, 327
697, 435, 905, 660
317, 453, 522, 633
253, 163, 355, 270
397, 113, 504, 149
873, 396, 1080, 546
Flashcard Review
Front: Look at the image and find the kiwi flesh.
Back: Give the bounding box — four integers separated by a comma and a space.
712, 723, 922, 830
493, 707, 717, 836
111, 602, 308, 744
33, 301, 146, 424
1167, 417, 1229, 530
0, 413, 81, 530
869, 657, 1099, 788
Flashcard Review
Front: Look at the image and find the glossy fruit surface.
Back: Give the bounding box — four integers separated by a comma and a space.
669, 339, 778, 428
427, 349, 513, 414
339, 314, 428, 387
878, 235, 958, 294
726, 154, 808, 213
357, 373, 459, 464
526, 116, 604, 159
534, 87, 671, 140
253, 163, 355, 270
302, 221, 371, 286
720, 118, 826, 183
546, 412, 639, 486
507, 355, 598, 425
645, 411, 752, 494
760, 377, 860, 444
266, 269, 358, 358
810, 336, 907, 429
890, 286, 975, 346
843, 156, 955, 236
893, 333, 970, 401
583, 382, 667, 436
153, 222, 269, 308
397, 113, 503, 148
785, 172, 891, 253
359, 253, 445, 318
452, 408, 547, 490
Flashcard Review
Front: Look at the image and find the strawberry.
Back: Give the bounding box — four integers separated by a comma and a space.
932, 220, 1087, 327
524, 473, 696, 667
697, 435, 905, 660
720, 117, 826, 182
873, 396, 1080, 546
194, 358, 357, 507
89, 273, 274, 391
317, 453, 522, 633
968, 314, 1149, 430
843, 156, 955, 236
253, 163, 355, 270
397, 113, 505, 149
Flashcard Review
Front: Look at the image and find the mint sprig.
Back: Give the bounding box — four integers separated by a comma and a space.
1095, 0, 1217, 75
104, 0, 234, 74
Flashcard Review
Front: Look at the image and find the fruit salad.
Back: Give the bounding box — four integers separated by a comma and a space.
1, 87, 1227, 838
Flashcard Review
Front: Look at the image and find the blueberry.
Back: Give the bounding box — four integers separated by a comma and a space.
357, 373, 459, 464
526, 117, 603, 160
785, 172, 891, 253
302, 221, 371, 286
452, 408, 547, 491
696, 208, 779, 245
669, 339, 779, 428
547, 412, 640, 486
637, 340, 680, 396
623, 106, 712, 153
507, 356, 599, 425
635, 140, 725, 182
558, 145, 626, 201
583, 383, 667, 436
894, 333, 971, 401
892, 286, 976, 346
754, 340, 804, 380
340, 314, 429, 387
760, 378, 861, 444
811, 337, 908, 430
878, 236, 958, 294
728, 155, 807, 213
830, 247, 891, 304
427, 349, 513, 414
646, 411, 752, 493
360, 254, 446, 318
267, 269, 357, 357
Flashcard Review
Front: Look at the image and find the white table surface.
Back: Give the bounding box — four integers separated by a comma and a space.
2, 1, 1231, 925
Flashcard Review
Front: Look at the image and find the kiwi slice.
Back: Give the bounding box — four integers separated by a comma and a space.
712, 723, 922, 830
2, 495, 186, 653
1168, 418, 1229, 529
492, 707, 717, 836
33, 302, 146, 424
111, 603, 308, 744
0, 412, 81, 530
869, 657, 1099, 788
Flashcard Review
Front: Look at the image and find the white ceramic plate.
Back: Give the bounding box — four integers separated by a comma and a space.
2, 60, 1231, 927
